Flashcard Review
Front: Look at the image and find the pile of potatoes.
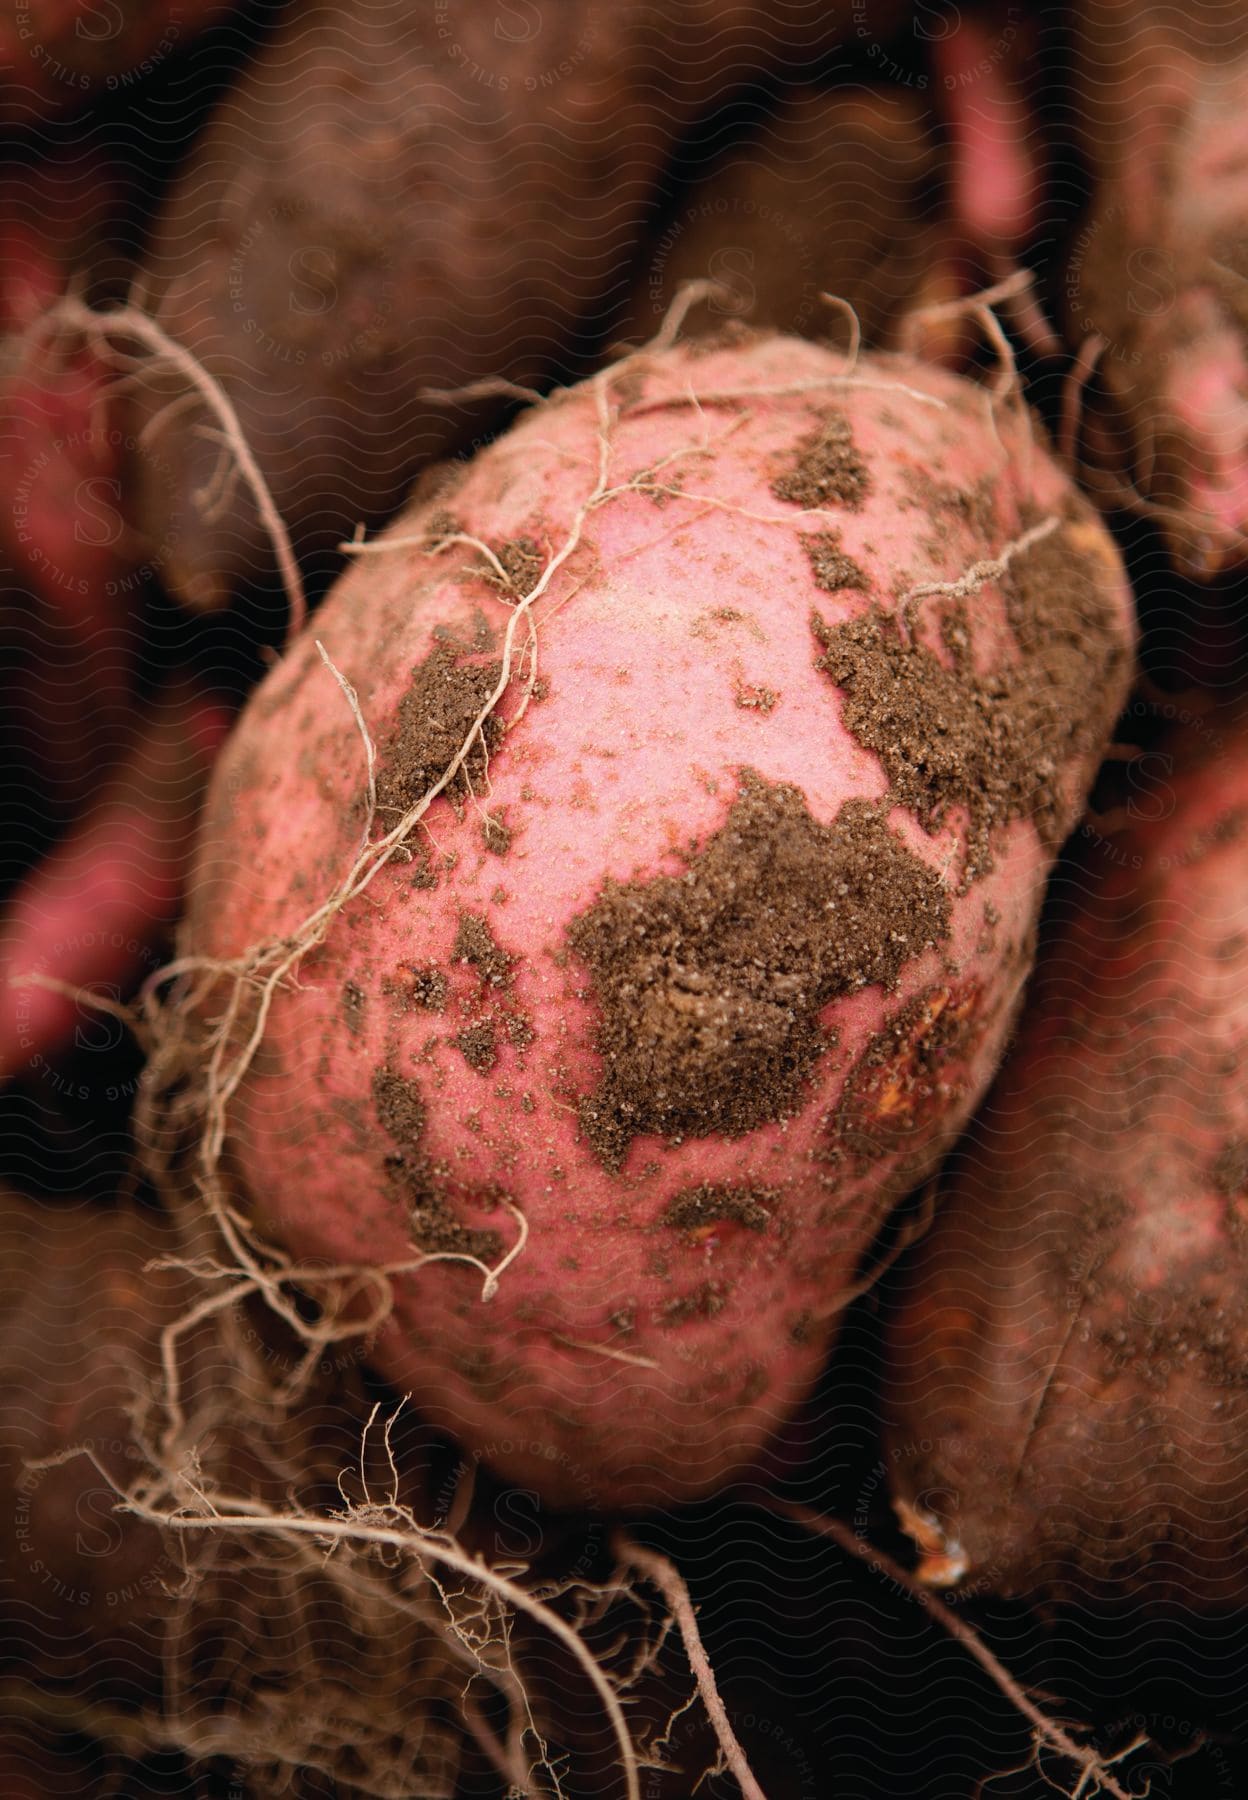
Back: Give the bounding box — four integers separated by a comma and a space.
5, 3, 1248, 1796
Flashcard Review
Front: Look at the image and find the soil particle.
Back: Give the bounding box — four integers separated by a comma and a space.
802, 530, 869, 594
452, 913, 513, 989
410, 848, 439, 890
1213, 1139, 1248, 1199
904, 469, 1000, 544
734, 682, 779, 713
568, 770, 950, 1172
662, 1184, 775, 1232
661, 1280, 729, 1326
482, 812, 512, 855
371, 1069, 501, 1259
408, 965, 449, 1012
423, 508, 465, 549
342, 982, 366, 1036
455, 1023, 498, 1075
481, 535, 544, 597
812, 522, 1128, 884
375, 640, 504, 821
772, 408, 870, 509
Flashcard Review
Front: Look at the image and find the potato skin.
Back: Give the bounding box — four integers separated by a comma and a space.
188, 330, 1135, 1507
883, 713, 1248, 1605
1068, 4, 1248, 577
126, 0, 907, 608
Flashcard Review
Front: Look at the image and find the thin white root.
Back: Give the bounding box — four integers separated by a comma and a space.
616, 1536, 769, 1800
782, 1506, 1137, 1800
417, 375, 547, 407
4, 972, 142, 1040
31, 297, 307, 642
819, 292, 863, 371
899, 514, 1061, 619
648, 277, 728, 352
119, 1481, 643, 1800
1060, 334, 1108, 466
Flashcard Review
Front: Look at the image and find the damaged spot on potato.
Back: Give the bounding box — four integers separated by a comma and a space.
375, 638, 504, 821
568, 770, 950, 1172
772, 408, 870, 509
802, 530, 869, 594
371, 1068, 501, 1259
812, 522, 1128, 884
822, 984, 986, 1181
662, 1184, 775, 1234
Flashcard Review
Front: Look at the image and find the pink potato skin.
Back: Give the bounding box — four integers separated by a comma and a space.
883, 713, 1248, 1605
188, 332, 1135, 1507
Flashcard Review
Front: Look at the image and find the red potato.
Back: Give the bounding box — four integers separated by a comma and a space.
186, 330, 1135, 1508
0, 678, 230, 1082
0, 1197, 190, 1697
1068, 3, 1248, 576
0, 144, 166, 814
883, 710, 1248, 1605
0, 1, 236, 125
929, 12, 1039, 252
0, 145, 128, 334
123, 0, 910, 611
621, 86, 956, 351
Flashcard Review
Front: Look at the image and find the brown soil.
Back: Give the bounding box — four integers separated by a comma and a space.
372, 1069, 502, 1259
455, 1022, 498, 1075
408, 965, 448, 1012
802, 530, 869, 593
772, 408, 871, 509
812, 521, 1128, 885
375, 639, 504, 822
452, 913, 513, 988
481, 535, 544, 597
568, 770, 950, 1172
662, 1185, 775, 1232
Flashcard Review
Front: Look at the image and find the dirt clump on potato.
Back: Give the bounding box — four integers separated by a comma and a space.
376, 638, 503, 820
772, 407, 871, 508
452, 912, 514, 989
373, 1067, 502, 1260
568, 770, 950, 1172
813, 522, 1130, 882
802, 529, 870, 594
662, 1184, 776, 1232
